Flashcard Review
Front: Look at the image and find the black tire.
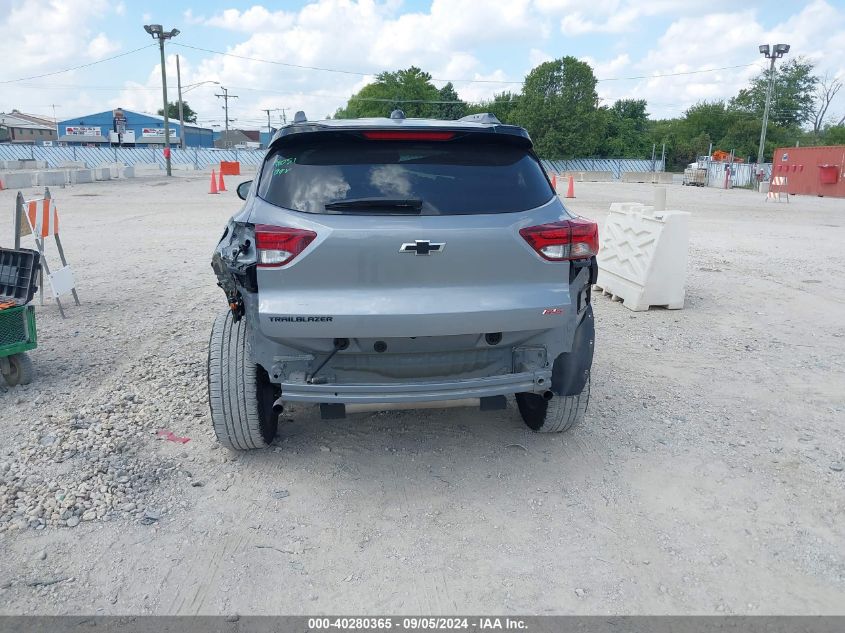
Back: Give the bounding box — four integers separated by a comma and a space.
3, 353, 34, 386
516, 376, 590, 433
207, 310, 278, 450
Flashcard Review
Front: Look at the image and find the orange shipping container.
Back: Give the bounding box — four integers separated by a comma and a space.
773, 146, 845, 198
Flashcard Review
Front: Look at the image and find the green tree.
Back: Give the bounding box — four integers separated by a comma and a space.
157, 101, 197, 123
730, 58, 818, 128
602, 99, 650, 157
335, 67, 441, 119
434, 82, 467, 120
822, 125, 845, 145
511, 56, 604, 158
464, 91, 521, 124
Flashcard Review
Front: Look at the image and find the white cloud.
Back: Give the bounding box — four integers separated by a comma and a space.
528, 48, 553, 68
0, 0, 112, 72
204, 6, 295, 32
87, 33, 120, 59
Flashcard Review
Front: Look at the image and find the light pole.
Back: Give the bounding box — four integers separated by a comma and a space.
756, 43, 790, 166
144, 24, 180, 175
177, 79, 219, 148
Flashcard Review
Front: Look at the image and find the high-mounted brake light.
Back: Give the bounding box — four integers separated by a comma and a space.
361, 131, 456, 141
254, 224, 316, 267
519, 218, 599, 261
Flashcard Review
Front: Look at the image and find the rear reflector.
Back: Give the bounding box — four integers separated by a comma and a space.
254, 224, 317, 267
361, 131, 456, 141
519, 218, 599, 261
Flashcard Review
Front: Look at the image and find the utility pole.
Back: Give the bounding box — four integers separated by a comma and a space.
176, 54, 185, 149
756, 43, 790, 166
50, 104, 60, 142
215, 86, 238, 148
143, 24, 180, 176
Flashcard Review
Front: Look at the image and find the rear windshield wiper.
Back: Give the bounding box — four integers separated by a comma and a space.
324, 198, 423, 213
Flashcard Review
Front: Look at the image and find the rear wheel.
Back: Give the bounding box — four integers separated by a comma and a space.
516, 376, 590, 433
2, 353, 34, 387
208, 310, 279, 450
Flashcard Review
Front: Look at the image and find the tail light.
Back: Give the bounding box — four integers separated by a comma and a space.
361, 131, 455, 140
254, 224, 316, 267
519, 218, 599, 261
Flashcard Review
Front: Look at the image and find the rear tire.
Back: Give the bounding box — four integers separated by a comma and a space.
3, 353, 34, 386
516, 376, 590, 433
208, 310, 278, 450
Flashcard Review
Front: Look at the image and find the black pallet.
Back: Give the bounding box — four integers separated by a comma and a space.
0, 248, 41, 306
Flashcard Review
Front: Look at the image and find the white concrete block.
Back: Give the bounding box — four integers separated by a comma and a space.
20, 159, 48, 169
69, 169, 93, 184
122, 165, 135, 178
594, 202, 690, 311
34, 170, 68, 186
0, 171, 35, 188
59, 161, 86, 168
171, 163, 196, 171
94, 167, 111, 181
0, 160, 22, 170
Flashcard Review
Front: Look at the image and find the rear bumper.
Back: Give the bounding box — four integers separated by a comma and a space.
279, 369, 552, 404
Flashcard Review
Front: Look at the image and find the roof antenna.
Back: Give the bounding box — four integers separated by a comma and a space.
293, 110, 307, 123
390, 109, 406, 120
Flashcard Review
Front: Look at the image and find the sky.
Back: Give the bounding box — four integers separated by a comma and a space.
2, 0, 844, 131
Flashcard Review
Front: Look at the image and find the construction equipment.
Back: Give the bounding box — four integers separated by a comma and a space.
0, 247, 41, 386
683, 159, 708, 186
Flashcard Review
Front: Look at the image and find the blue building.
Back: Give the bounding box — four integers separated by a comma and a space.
57, 108, 213, 147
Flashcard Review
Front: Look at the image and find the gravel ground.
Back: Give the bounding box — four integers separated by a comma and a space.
0, 174, 842, 614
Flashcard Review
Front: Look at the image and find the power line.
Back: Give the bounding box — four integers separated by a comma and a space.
173, 43, 764, 85
174, 42, 523, 84
0, 45, 154, 84
598, 63, 762, 82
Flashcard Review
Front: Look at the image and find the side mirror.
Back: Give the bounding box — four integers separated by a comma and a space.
236, 180, 252, 200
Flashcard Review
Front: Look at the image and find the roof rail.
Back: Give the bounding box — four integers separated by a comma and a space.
458, 113, 501, 124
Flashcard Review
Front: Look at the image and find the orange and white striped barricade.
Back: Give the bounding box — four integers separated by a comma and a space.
14, 187, 80, 318
766, 175, 789, 203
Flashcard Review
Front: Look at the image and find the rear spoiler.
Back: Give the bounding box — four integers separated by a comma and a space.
269, 125, 533, 151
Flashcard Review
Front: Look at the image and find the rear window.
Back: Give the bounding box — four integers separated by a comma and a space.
256, 138, 553, 215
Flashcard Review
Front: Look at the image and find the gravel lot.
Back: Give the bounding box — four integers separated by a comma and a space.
0, 174, 843, 615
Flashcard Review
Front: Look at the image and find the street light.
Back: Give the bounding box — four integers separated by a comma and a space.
177, 79, 219, 149
756, 43, 790, 166
144, 24, 180, 175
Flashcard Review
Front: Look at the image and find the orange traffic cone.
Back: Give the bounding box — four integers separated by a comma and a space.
565, 175, 575, 198
209, 170, 219, 194
218, 170, 226, 192
551, 173, 557, 192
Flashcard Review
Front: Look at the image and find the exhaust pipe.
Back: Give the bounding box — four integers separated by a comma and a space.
272, 397, 284, 414
542, 390, 554, 401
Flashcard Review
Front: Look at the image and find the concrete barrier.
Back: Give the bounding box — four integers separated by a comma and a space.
594, 202, 690, 311
0, 171, 34, 188
34, 171, 68, 186
19, 159, 48, 169
172, 163, 196, 171
123, 165, 135, 178
94, 167, 111, 181
621, 172, 674, 184
59, 161, 87, 169
68, 169, 93, 184
562, 171, 613, 182
0, 160, 22, 170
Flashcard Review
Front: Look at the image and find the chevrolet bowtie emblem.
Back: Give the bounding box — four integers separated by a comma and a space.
399, 240, 445, 255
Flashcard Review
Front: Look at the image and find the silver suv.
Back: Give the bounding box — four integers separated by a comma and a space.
209, 111, 598, 450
